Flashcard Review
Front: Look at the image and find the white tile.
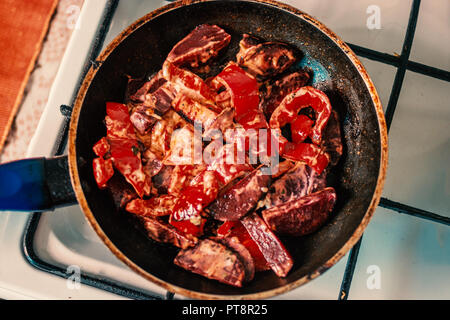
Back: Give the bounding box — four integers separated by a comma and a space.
348, 207, 450, 299
283, 0, 412, 54
409, 0, 450, 70
382, 71, 450, 217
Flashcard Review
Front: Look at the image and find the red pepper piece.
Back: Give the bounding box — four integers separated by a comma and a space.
217, 221, 235, 237
213, 63, 261, 126
235, 109, 268, 130
105, 102, 136, 139
291, 114, 314, 144
169, 171, 219, 237
93, 137, 110, 158
92, 157, 114, 189
169, 209, 206, 238
217, 221, 270, 271
169, 185, 214, 237
241, 212, 293, 277
162, 61, 214, 104
282, 142, 329, 174
270, 86, 332, 145
257, 128, 287, 162
108, 138, 151, 198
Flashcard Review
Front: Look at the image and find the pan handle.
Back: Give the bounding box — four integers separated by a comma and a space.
0, 155, 77, 212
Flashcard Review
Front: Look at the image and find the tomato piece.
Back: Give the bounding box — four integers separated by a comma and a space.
291, 114, 314, 143
270, 86, 331, 145
108, 138, 151, 198
92, 157, 114, 188
282, 142, 329, 174
93, 137, 110, 158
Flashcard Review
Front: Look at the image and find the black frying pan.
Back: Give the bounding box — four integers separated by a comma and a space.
0, 0, 388, 299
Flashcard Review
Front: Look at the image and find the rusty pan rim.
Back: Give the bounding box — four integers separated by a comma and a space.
68, 0, 388, 300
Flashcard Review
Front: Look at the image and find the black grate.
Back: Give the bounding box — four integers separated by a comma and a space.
21, 0, 449, 300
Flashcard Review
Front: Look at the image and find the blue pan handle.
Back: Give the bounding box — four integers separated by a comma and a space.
0, 155, 77, 211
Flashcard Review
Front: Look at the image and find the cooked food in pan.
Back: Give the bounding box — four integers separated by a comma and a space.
91, 24, 342, 287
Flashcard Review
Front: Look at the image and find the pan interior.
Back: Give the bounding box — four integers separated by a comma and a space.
74, 1, 381, 296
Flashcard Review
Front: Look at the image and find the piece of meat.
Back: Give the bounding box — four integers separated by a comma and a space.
126, 70, 167, 103
174, 239, 246, 287
214, 236, 255, 282
144, 81, 178, 116
206, 166, 272, 221
172, 94, 218, 132
264, 163, 327, 209
270, 160, 295, 179
125, 77, 149, 104
167, 164, 207, 196
204, 140, 253, 186
130, 81, 178, 135
262, 187, 336, 237
130, 105, 158, 135
236, 34, 261, 59
260, 71, 310, 118
106, 174, 138, 209
167, 24, 231, 68
202, 107, 235, 140
216, 221, 271, 271
142, 217, 197, 249
236, 34, 297, 79
164, 125, 196, 166
142, 149, 163, 177
162, 61, 215, 105
148, 110, 187, 159
152, 165, 174, 194
322, 110, 343, 166
214, 86, 232, 109
126, 194, 177, 217
241, 212, 293, 277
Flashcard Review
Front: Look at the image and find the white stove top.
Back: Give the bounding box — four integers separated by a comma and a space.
0, 0, 448, 300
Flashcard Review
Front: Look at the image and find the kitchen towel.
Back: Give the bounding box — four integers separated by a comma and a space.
0, 0, 59, 153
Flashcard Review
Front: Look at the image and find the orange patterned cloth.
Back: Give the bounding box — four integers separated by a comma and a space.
0, 0, 59, 153
0, 0, 84, 162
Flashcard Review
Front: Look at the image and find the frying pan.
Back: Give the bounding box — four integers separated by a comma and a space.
0, 0, 388, 299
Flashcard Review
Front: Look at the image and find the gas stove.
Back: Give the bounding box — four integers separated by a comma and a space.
0, 0, 448, 300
